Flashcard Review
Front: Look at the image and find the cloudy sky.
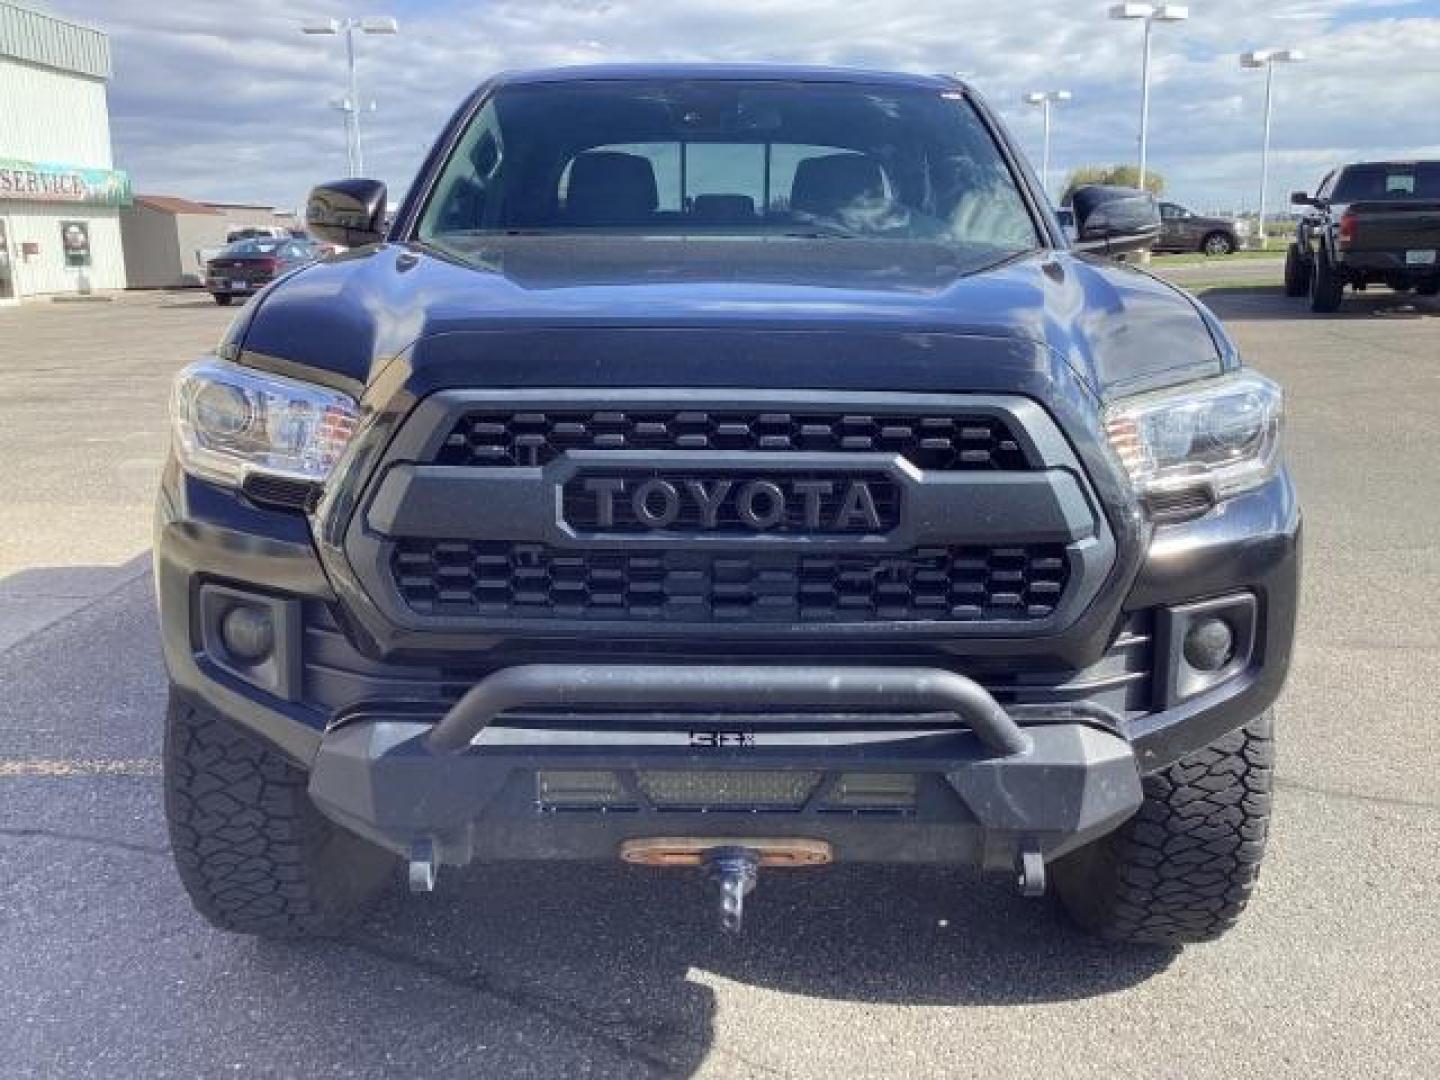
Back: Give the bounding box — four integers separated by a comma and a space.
36, 0, 1440, 213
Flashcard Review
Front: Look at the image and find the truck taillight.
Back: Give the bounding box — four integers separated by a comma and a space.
1338, 212, 1356, 245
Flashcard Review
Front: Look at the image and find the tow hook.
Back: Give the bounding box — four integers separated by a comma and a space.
703, 846, 762, 933
1016, 843, 1046, 898
408, 838, 438, 894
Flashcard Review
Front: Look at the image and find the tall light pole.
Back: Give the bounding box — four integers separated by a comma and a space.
301, 17, 399, 177
1109, 4, 1189, 193
1024, 90, 1072, 198
1241, 48, 1304, 251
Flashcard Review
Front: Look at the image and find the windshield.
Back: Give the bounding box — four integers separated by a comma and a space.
1332, 163, 1440, 202
416, 80, 1040, 253
223, 239, 283, 256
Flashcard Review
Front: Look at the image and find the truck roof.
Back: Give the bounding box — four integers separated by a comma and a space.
491, 63, 964, 91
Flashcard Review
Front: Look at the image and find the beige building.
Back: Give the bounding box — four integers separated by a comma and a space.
0, 2, 129, 301
120, 195, 230, 289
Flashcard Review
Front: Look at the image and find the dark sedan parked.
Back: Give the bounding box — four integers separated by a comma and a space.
1156, 202, 1250, 255
204, 238, 321, 305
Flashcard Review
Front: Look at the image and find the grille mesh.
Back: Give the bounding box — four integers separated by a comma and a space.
392, 541, 1069, 624
436, 409, 1028, 470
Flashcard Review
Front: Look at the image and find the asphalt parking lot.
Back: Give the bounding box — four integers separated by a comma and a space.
2, 272, 1438, 1078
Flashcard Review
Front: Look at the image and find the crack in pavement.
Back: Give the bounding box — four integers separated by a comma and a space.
0, 826, 169, 858
0, 759, 161, 777
1276, 776, 1440, 812
342, 935, 791, 1080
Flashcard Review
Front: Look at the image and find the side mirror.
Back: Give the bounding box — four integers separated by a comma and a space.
1290, 190, 1316, 208
305, 178, 387, 248
1068, 184, 1160, 257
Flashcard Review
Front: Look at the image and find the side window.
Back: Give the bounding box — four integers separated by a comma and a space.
1316, 171, 1335, 200
422, 101, 504, 234
1160, 203, 1179, 220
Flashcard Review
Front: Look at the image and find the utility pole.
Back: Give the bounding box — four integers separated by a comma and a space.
1025, 91, 1072, 199
301, 17, 400, 177
1241, 49, 1305, 250
1109, 4, 1190, 192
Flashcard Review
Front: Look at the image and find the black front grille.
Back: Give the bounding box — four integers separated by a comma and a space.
392, 541, 1069, 624
436, 409, 1028, 470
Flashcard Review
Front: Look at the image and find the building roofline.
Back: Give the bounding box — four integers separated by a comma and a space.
0, 1, 111, 80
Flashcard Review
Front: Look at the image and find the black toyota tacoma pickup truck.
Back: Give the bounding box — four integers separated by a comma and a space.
1287, 160, 1440, 312
157, 65, 1298, 945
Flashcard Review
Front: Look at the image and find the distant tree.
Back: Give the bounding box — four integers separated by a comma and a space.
1061, 164, 1165, 203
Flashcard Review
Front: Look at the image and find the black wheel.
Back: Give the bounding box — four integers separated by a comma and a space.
1417, 279, 1440, 297
1052, 713, 1274, 945
213, 294, 233, 306
1283, 243, 1310, 297
1308, 251, 1344, 313
164, 692, 396, 937
1200, 231, 1235, 256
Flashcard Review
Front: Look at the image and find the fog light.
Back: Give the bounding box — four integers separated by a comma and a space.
1183, 617, 1235, 672
824, 773, 918, 811
536, 770, 630, 810
635, 770, 821, 809
220, 605, 274, 663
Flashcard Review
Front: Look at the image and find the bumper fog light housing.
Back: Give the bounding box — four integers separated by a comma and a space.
220, 606, 274, 663
1160, 594, 1257, 705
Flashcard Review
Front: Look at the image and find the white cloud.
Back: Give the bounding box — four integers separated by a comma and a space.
34, 0, 1440, 212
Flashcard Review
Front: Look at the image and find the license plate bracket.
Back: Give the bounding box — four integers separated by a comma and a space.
1405, 250, 1437, 266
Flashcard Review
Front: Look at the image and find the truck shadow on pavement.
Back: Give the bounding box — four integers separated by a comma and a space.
1196, 285, 1440, 321
259, 862, 1177, 1075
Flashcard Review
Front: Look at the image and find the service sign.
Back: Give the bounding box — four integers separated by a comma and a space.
0, 158, 132, 207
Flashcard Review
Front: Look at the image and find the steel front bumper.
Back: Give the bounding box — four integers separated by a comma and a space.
306, 663, 1144, 873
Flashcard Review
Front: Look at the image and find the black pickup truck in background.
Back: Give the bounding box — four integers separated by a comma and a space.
1287, 160, 1440, 312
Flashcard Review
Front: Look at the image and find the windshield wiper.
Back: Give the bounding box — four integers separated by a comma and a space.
781, 226, 862, 240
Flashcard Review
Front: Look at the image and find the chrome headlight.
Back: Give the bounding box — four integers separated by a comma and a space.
171, 358, 359, 487
1104, 371, 1283, 508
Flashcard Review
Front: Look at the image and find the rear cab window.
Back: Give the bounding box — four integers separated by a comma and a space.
1331, 163, 1440, 202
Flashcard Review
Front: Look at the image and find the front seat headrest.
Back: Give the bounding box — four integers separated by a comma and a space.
790, 154, 885, 216
565, 151, 659, 225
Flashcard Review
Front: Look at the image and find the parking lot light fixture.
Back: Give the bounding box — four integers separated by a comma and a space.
1241, 48, 1305, 251
1109, 3, 1190, 193
1024, 90, 1072, 198
299, 16, 400, 177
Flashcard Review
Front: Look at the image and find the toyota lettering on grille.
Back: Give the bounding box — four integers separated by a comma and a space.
562, 473, 900, 534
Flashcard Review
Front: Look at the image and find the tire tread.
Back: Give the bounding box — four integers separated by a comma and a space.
1054, 714, 1274, 945
164, 693, 393, 937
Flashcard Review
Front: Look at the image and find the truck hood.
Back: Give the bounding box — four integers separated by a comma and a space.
237, 236, 1225, 397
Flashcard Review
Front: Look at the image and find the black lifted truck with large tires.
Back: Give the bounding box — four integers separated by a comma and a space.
158, 66, 1298, 944
1287, 160, 1440, 312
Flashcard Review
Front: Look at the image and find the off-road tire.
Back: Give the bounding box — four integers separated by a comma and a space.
1283, 243, 1310, 297
164, 693, 396, 937
1201, 231, 1235, 256
1309, 251, 1344, 313
1052, 713, 1274, 945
